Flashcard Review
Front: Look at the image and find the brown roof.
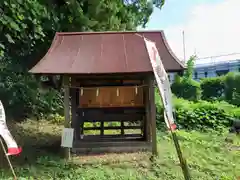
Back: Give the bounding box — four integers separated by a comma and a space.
29, 31, 185, 74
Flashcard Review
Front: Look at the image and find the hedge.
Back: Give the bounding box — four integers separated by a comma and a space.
155, 93, 240, 131
200, 72, 240, 105
172, 72, 240, 107
171, 77, 201, 101
224, 73, 240, 106
200, 76, 225, 101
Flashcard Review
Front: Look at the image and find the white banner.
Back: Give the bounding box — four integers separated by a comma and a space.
144, 38, 177, 130
0, 100, 22, 155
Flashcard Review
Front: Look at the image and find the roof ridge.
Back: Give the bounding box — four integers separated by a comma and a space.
56, 30, 164, 36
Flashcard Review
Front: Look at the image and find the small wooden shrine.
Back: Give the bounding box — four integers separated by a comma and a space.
29, 31, 184, 157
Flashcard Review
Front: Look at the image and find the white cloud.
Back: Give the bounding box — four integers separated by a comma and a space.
164, 0, 240, 61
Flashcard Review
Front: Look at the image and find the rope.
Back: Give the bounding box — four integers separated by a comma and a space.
65, 84, 148, 90
0, 138, 17, 180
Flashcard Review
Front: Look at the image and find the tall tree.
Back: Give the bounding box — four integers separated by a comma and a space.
1, 0, 165, 64
183, 55, 196, 80
0, 0, 165, 118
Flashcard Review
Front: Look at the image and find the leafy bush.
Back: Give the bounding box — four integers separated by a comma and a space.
47, 113, 65, 124
175, 103, 231, 130
173, 70, 240, 107
200, 76, 225, 101
155, 95, 240, 131
183, 55, 195, 79
224, 73, 235, 101
224, 72, 240, 106
0, 71, 63, 120
199, 72, 240, 106
171, 77, 201, 101
171, 56, 201, 101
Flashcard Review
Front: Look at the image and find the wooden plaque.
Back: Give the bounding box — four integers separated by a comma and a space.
78, 86, 144, 108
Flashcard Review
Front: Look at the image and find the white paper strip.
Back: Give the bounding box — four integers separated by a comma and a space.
61, 128, 74, 148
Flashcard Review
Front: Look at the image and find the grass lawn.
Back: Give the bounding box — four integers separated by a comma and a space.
0, 120, 239, 180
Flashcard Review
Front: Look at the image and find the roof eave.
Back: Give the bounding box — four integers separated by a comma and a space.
160, 31, 185, 70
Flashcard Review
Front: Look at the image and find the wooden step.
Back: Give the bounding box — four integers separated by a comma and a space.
72, 141, 152, 154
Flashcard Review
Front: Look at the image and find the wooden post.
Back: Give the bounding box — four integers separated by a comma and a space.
63, 75, 71, 159
121, 121, 124, 136
70, 88, 77, 140
80, 118, 84, 138
100, 121, 104, 136
148, 78, 157, 155
144, 79, 151, 142
70, 77, 80, 140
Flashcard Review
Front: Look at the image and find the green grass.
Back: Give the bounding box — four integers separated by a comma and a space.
0, 120, 240, 180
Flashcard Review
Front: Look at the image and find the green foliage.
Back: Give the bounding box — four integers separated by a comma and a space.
224, 73, 235, 101
199, 72, 240, 104
174, 101, 231, 131
0, 0, 47, 61
171, 56, 201, 101
224, 72, 240, 106
0, 0, 164, 60
183, 55, 196, 80
156, 94, 240, 131
1, 120, 240, 179
171, 78, 201, 101
0, 70, 63, 120
47, 113, 65, 124
200, 76, 225, 101
0, 0, 164, 119
173, 58, 240, 106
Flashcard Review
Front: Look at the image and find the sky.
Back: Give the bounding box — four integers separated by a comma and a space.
141, 0, 240, 63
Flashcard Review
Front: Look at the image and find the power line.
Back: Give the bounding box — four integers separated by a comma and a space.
196, 52, 240, 60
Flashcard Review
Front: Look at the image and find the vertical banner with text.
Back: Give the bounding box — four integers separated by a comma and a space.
144, 37, 191, 180
144, 38, 177, 131
0, 100, 22, 156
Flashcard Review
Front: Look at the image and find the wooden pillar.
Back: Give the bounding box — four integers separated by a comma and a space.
71, 77, 80, 140
63, 75, 71, 159
144, 79, 151, 142
80, 117, 84, 137
70, 88, 77, 140
100, 121, 104, 136
148, 77, 157, 155
121, 121, 124, 136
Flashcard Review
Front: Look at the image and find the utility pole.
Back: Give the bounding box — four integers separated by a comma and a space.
182, 31, 186, 62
